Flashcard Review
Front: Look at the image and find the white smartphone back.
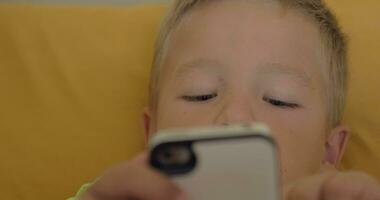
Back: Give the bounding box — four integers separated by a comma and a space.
149, 124, 279, 200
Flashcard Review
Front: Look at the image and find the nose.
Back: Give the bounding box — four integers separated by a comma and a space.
214, 95, 256, 126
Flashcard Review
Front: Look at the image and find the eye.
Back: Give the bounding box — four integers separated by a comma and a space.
182, 93, 217, 102
263, 96, 299, 109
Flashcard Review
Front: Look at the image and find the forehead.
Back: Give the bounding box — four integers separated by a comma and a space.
161, 0, 326, 87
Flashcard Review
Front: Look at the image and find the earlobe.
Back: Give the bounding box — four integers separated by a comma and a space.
324, 125, 350, 167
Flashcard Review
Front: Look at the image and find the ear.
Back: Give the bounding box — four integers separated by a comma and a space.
142, 107, 156, 144
324, 125, 350, 167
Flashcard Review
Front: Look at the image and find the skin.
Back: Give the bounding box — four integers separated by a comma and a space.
152, 0, 345, 185
81, 1, 380, 200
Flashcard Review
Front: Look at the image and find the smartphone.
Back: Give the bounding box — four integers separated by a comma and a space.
149, 123, 279, 200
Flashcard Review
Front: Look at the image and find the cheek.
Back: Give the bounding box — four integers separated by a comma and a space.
156, 98, 215, 130
256, 107, 327, 183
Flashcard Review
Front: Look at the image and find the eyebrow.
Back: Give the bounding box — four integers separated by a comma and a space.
257, 63, 313, 88
173, 58, 223, 79
174, 59, 313, 88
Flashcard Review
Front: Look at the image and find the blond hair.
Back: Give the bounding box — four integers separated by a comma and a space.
149, 0, 348, 128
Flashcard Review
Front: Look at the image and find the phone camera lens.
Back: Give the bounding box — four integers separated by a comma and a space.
157, 145, 190, 166
151, 142, 197, 175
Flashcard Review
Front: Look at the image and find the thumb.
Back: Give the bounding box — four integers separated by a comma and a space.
282, 165, 337, 200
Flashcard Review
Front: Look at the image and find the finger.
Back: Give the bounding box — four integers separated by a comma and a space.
88, 161, 185, 200
123, 162, 185, 200
319, 163, 337, 173
284, 172, 337, 200
285, 171, 380, 200
320, 171, 380, 200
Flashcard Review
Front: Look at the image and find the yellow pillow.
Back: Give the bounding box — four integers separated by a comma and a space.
0, 2, 379, 200
0, 4, 166, 200
327, 0, 380, 179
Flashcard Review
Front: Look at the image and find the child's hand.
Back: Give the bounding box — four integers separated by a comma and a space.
79, 153, 380, 200
284, 165, 380, 200
78, 152, 186, 200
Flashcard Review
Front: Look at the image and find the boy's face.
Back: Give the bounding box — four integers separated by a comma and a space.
145, 1, 348, 185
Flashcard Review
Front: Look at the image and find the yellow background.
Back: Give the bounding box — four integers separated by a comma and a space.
0, 1, 379, 199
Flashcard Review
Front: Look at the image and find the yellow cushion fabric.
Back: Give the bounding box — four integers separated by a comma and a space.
0, 4, 166, 200
0, 1, 379, 200
327, 1, 380, 179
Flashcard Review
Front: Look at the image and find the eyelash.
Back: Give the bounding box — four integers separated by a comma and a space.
182, 93, 218, 102
181, 94, 299, 109
263, 96, 299, 109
